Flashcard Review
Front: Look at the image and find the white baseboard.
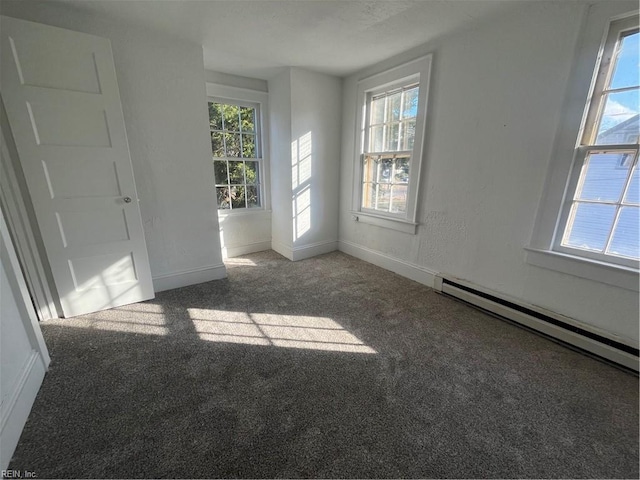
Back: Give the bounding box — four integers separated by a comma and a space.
292, 240, 338, 261
1, 351, 46, 470
223, 241, 271, 259
152, 264, 227, 292
271, 239, 294, 261
271, 239, 338, 262
338, 240, 437, 287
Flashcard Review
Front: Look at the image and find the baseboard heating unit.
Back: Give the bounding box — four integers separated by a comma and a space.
433, 275, 639, 373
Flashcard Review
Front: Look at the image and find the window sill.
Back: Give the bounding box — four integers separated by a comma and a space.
525, 247, 639, 292
218, 209, 271, 219
351, 211, 418, 234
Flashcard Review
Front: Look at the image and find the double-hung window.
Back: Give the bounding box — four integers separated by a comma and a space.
209, 99, 263, 211
557, 16, 639, 267
353, 56, 432, 234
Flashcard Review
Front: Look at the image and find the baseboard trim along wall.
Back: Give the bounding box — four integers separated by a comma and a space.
272, 239, 338, 262
271, 239, 294, 261
435, 275, 639, 372
1, 350, 46, 469
292, 240, 338, 261
152, 264, 227, 292
338, 240, 437, 287
223, 241, 272, 259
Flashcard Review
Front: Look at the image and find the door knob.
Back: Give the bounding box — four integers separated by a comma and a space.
123, 196, 132, 203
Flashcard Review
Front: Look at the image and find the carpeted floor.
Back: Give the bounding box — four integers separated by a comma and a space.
8, 250, 639, 479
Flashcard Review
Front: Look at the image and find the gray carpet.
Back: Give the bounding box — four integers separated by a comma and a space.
8, 250, 639, 479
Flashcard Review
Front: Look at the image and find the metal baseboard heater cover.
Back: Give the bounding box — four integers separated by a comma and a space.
433, 275, 639, 372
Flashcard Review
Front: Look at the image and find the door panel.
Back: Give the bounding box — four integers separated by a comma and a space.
1, 16, 154, 317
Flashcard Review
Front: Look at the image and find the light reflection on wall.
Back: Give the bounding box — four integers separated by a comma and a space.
291, 132, 313, 241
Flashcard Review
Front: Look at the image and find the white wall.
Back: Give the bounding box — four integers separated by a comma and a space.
290, 68, 342, 256
1, 1, 226, 292
269, 69, 294, 258
339, 1, 639, 343
1, 210, 49, 469
270, 68, 342, 260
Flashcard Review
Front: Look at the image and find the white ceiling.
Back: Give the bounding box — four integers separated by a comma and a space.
57, 0, 520, 80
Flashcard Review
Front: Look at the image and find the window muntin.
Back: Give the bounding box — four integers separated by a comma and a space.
209, 101, 262, 210
362, 83, 419, 215
558, 21, 639, 264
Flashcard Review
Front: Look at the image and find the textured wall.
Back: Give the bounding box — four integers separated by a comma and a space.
339, 1, 639, 342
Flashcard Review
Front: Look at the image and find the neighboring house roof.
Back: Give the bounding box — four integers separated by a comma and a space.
597, 113, 640, 143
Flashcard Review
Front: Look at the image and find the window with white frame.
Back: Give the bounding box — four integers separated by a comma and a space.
353, 56, 431, 233
557, 16, 639, 267
209, 99, 263, 210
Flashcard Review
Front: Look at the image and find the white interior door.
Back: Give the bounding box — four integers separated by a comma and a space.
0, 16, 154, 317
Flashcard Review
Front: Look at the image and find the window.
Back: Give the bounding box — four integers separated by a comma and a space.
209, 100, 263, 211
352, 56, 432, 233
557, 16, 639, 267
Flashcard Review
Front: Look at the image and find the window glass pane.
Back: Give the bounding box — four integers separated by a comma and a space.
595, 89, 639, 144
394, 157, 410, 183
247, 186, 260, 208
624, 165, 639, 204
563, 203, 617, 251
402, 87, 419, 119
228, 161, 245, 184
224, 133, 241, 157
230, 185, 246, 209
610, 31, 640, 90
379, 158, 393, 183
390, 185, 408, 213
371, 97, 385, 125
240, 107, 255, 132
577, 152, 632, 202
376, 184, 391, 211
209, 103, 223, 130
213, 160, 228, 185
242, 134, 256, 158
362, 156, 376, 183
216, 187, 230, 209
400, 120, 416, 150
245, 161, 259, 185
362, 182, 376, 209
387, 92, 401, 122
222, 104, 240, 132
608, 206, 640, 258
369, 126, 383, 152
211, 131, 225, 157
386, 123, 399, 151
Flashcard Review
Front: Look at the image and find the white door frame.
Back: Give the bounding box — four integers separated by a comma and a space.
0, 96, 61, 320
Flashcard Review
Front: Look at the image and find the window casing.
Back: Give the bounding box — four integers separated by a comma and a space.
208, 98, 264, 211
352, 56, 432, 233
555, 16, 639, 268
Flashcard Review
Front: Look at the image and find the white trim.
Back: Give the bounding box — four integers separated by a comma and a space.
0, 213, 49, 365
271, 239, 293, 261
434, 276, 638, 371
529, 4, 640, 283
206, 83, 269, 103
352, 54, 432, 227
0, 351, 46, 470
152, 264, 227, 292
350, 211, 418, 234
291, 240, 337, 262
223, 240, 271, 259
525, 247, 638, 291
338, 240, 437, 287
0, 105, 60, 320
206, 82, 271, 213
218, 209, 272, 219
